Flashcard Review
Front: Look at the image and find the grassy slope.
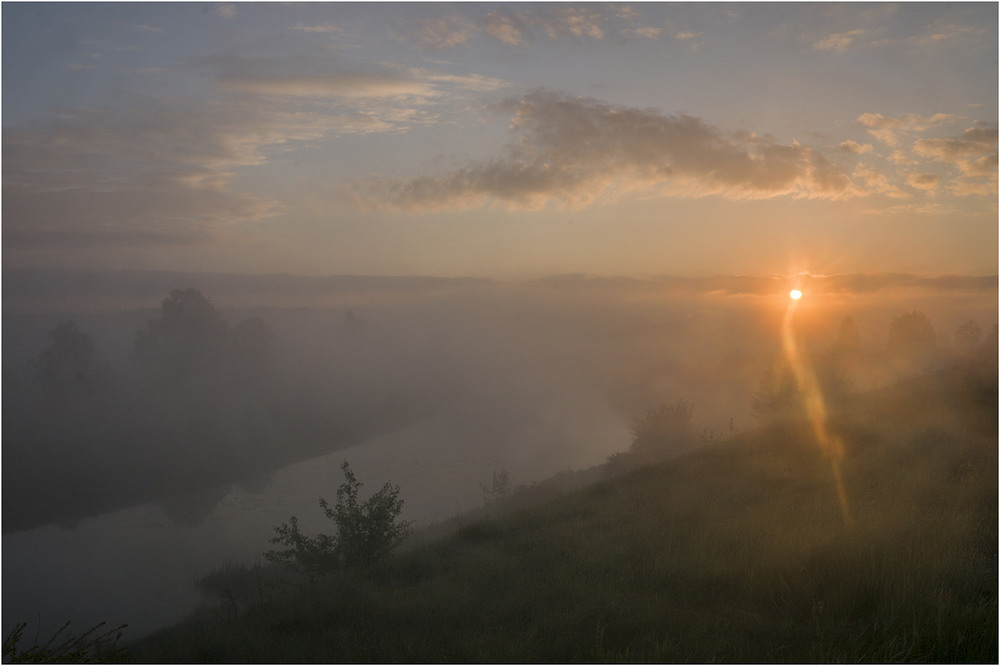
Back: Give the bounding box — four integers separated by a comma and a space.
134, 367, 997, 663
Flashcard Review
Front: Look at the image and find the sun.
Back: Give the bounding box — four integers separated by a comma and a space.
789, 289, 802, 300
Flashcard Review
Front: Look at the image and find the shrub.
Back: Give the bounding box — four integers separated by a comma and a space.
265, 461, 411, 577
630, 400, 698, 461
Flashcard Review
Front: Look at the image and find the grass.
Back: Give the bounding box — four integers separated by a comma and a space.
132, 366, 997, 663
3, 621, 130, 663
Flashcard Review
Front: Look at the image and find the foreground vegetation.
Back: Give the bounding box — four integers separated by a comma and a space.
132, 364, 996, 663
3, 621, 129, 663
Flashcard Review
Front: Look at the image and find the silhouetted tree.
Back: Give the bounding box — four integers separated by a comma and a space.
816, 316, 861, 401
34, 320, 95, 400
229, 317, 275, 382
953, 320, 983, 360
324, 461, 411, 569
339, 309, 367, 343
265, 461, 411, 577
630, 400, 697, 460
887, 311, 937, 371
971, 323, 998, 379
833, 317, 860, 353
132, 288, 229, 385
752, 362, 798, 420
481, 469, 513, 515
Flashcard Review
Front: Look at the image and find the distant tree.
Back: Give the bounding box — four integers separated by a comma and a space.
887, 311, 937, 370
481, 469, 513, 514
229, 317, 275, 381
971, 323, 998, 376
34, 320, 95, 400
265, 461, 411, 577
132, 288, 229, 385
751, 362, 799, 420
814, 316, 861, 401
953, 320, 983, 360
629, 400, 698, 461
339, 309, 367, 343
833, 317, 860, 353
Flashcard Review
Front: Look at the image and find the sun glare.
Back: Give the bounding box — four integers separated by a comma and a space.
789, 289, 802, 300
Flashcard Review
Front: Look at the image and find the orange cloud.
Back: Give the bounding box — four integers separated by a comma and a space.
857, 112, 958, 146
402, 15, 478, 50
906, 172, 939, 193
839, 140, 873, 154
914, 124, 998, 195
814, 29, 866, 52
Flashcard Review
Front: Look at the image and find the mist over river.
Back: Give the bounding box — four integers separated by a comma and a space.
3, 405, 627, 640
4, 271, 995, 642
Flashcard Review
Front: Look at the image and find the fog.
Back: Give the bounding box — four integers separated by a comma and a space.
3, 269, 996, 639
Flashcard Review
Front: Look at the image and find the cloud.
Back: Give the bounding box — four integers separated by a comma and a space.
361, 91, 855, 212
1, 91, 413, 250
135, 24, 166, 34
861, 202, 950, 216
222, 73, 435, 99
913, 21, 981, 46
402, 15, 478, 50
889, 150, 918, 166
813, 29, 866, 52
2, 183, 250, 249
913, 125, 997, 168
906, 172, 939, 193
407, 69, 508, 93
290, 22, 343, 35
216, 4, 236, 19
851, 167, 909, 199
484, 11, 527, 45
4, 38, 513, 254
799, 272, 997, 295
913, 124, 998, 195
674, 30, 703, 40
634, 27, 662, 39
538, 6, 605, 39
480, 6, 608, 45
201, 54, 504, 104
857, 112, 959, 146
840, 140, 873, 154
532, 272, 998, 297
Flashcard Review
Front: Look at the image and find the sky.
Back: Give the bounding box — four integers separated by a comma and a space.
2, 2, 997, 279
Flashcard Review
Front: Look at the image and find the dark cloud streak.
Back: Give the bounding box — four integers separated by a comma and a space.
364, 91, 856, 212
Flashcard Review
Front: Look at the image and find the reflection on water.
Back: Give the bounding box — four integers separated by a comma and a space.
3, 404, 626, 640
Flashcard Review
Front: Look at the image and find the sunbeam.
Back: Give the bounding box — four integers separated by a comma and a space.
781, 291, 852, 527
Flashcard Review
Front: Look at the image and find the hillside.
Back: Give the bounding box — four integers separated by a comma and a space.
131, 365, 997, 663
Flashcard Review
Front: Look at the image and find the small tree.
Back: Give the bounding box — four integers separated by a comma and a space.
752, 362, 799, 420
887, 311, 937, 370
480, 469, 513, 515
953, 320, 983, 360
34, 320, 95, 400
265, 461, 411, 577
132, 288, 229, 385
263, 516, 339, 578
323, 461, 411, 569
629, 400, 698, 462
833, 316, 861, 353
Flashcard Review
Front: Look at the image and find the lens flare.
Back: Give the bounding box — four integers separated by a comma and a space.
781, 295, 852, 526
